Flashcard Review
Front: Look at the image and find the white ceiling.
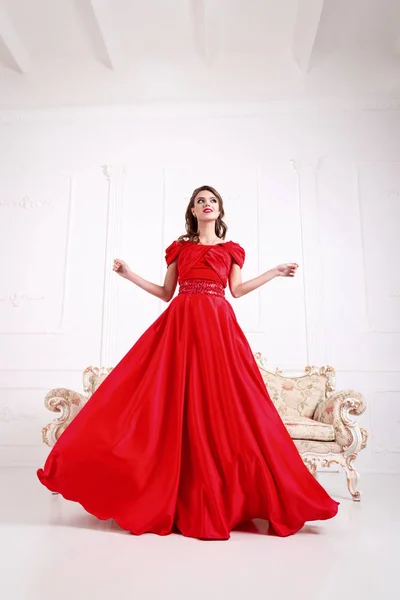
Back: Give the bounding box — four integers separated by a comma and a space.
0, 0, 399, 109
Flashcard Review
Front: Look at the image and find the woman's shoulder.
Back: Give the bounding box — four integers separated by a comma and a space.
222, 240, 245, 268
222, 240, 241, 247
165, 238, 190, 265
222, 240, 244, 251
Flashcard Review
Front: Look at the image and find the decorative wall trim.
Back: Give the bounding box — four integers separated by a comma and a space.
291, 158, 326, 366
57, 174, 75, 331
0, 406, 37, 423
101, 164, 126, 181
255, 168, 262, 331
0, 293, 44, 307
355, 161, 400, 334
0, 385, 58, 389
100, 164, 126, 366
1, 97, 400, 123
159, 169, 167, 316
0, 173, 75, 335
0, 195, 52, 209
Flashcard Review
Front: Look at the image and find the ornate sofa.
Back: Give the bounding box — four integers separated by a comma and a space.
42, 353, 368, 500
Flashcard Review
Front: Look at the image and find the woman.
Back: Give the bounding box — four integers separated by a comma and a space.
37, 185, 339, 539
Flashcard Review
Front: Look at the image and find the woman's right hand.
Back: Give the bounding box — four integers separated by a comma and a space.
113, 258, 132, 279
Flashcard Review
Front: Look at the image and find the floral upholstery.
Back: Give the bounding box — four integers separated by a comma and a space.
313, 389, 366, 450
293, 439, 342, 454
258, 369, 326, 419
282, 416, 335, 441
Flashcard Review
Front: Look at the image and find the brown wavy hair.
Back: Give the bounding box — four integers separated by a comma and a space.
177, 185, 228, 243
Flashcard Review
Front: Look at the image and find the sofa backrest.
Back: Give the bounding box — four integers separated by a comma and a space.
254, 353, 335, 419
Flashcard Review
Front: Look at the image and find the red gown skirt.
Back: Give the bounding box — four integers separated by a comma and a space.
37, 275, 338, 539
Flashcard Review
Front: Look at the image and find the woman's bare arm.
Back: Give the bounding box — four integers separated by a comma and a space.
113, 258, 178, 302
228, 262, 298, 298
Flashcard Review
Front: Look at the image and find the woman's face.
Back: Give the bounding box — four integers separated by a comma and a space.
191, 190, 221, 224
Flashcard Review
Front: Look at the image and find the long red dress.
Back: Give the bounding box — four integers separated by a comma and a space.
37, 240, 339, 539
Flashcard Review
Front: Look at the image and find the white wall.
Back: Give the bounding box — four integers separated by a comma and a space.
0, 102, 399, 472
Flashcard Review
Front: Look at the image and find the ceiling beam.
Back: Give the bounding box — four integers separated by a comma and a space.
87, 0, 123, 70
190, 0, 219, 66
0, 3, 30, 74
291, 0, 325, 74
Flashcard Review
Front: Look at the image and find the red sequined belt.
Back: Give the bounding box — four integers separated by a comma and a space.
178, 279, 225, 298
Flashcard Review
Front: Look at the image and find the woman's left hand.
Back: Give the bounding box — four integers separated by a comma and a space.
275, 263, 299, 277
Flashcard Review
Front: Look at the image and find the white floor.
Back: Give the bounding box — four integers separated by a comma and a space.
0, 469, 398, 600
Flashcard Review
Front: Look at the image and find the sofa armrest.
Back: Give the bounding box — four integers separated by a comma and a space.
313, 389, 368, 454
41, 388, 87, 447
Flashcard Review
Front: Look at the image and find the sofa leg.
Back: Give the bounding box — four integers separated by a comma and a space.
342, 453, 361, 501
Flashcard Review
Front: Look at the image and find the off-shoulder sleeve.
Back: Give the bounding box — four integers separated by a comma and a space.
227, 241, 245, 268
165, 240, 183, 266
